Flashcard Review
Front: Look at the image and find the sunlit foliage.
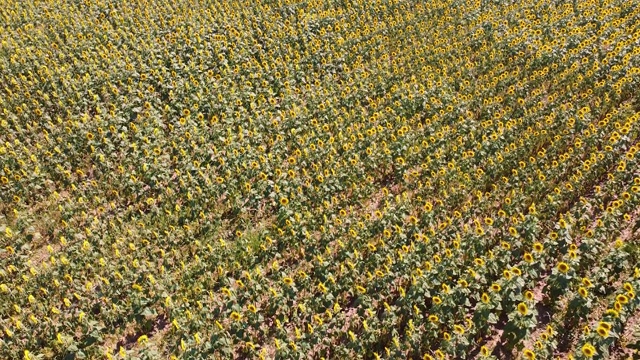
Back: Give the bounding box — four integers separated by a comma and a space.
1, 0, 640, 358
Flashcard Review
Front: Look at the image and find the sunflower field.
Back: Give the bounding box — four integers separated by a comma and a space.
1, 0, 640, 358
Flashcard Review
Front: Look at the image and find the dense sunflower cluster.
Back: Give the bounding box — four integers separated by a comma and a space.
1, 0, 640, 359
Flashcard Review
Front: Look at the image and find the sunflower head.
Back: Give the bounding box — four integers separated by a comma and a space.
578, 287, 588, 298
517, 302, 528, 316
481, 293, 490, 304
522, 349, 535, 360
581, 343, 596, 358
557, 262, 570, 274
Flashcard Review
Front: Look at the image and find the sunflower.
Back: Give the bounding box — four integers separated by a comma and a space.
616, 294, 629, 304
524, 252, 534, 263
578, 287, 588, 298
453, 325, 465, 334
606, 309, 619, 318
522, 349, 535, 360
230, 311, 242, 321
481, 293, 490, 304
279, 197, 289, 206
524, 291, 534, 301
581, 343, 596, 358
557, 262, 570, 273
317, 283, 327, 293
503, 270, 512, 279
480, 346, 490, 357
517, 302, 528, 316
595, 324, 609, 339
598, 322, 611, 331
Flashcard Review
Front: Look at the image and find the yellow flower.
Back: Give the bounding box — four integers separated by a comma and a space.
578, 287, 588, 298
523, 349, 535, 360
480, 346, 490, 357
453, 325, 465, 334
557, 262, 570, 273
524, 252, 534, 263
481, 293, 490, 304
279, 197, 289, 206
524, 291, 534, 301
517, 302, 528, 316
606, 309, 619, 318
230, 311, 242, 321
533, 242, 544, 252
317, 282, 327, 293
596, 325, 609, 338
503, 270, 512, 279
598, 322, 611, 331
348, 330, 356, 341
614, 301, 622, 311
616, 294, 629, 304
581, 343, 596, 358
283, 277, 294, 286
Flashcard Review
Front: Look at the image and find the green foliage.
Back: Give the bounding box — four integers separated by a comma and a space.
0, 0, 640, 359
